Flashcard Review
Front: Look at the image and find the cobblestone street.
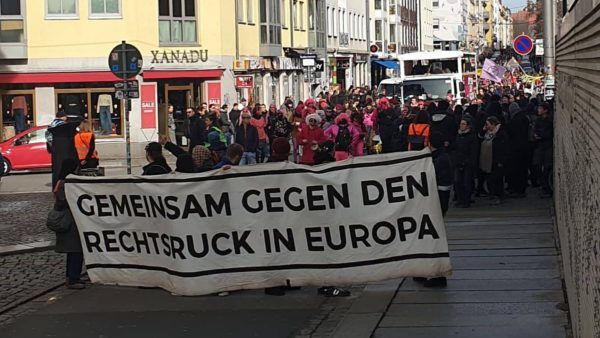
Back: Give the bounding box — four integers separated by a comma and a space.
0, 193, 54, 246
0, 251, 65, 325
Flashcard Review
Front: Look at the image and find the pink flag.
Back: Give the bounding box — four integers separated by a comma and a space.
481, 59, 506, 83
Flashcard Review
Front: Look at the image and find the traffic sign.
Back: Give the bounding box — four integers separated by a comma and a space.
108, 41, 143, 80
513, 35, 534, 56
114, 80, 139, 90
314, 60, 325, 72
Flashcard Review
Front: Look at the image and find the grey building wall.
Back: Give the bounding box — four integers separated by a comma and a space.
555, 2, 600, 338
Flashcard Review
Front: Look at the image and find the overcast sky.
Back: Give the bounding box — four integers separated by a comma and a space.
503, 0, 528, 12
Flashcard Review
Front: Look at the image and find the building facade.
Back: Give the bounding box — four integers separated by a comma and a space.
432, 0, 468, 50
555, 0, 600, 337
419, 0, 434, 51
326, 0, 369, 91
0, 0, 328, 150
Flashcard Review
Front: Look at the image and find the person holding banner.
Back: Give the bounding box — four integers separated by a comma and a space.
142, 142, 171, 175
53, 159, 85, 289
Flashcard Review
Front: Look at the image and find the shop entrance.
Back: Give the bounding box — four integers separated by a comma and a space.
162, 83, 193, 145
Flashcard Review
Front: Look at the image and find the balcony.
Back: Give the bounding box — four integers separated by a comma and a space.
0, 18, 27, 59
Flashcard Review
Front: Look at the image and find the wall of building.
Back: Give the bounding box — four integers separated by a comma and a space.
555, 2, 600, 338
420, 0, 434, 51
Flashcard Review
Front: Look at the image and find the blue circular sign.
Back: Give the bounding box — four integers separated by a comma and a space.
513, 35, 533, 56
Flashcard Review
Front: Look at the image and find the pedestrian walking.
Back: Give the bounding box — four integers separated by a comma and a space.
453, 117, 478, 208
532, 102, 553, 198
324, 113, 359, 161
297, 113, 327, 165
506, 102, 530, 197
407, 110, 431, 151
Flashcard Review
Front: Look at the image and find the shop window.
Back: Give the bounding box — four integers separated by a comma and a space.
1, 92, 34, 138
46, 0, 78, 18
56, 90, 122, 138
90, 0, 121, 18
158, 0, 197, 44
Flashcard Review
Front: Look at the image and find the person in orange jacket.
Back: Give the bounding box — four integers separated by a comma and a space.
74, 122, 99, 169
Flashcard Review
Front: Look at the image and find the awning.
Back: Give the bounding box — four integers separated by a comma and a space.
373, 60, 400, 69
0, 69, 223, 84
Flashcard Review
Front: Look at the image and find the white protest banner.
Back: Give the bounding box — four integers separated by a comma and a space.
65, 150, 452, 296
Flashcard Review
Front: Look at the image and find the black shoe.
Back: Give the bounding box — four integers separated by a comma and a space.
324, 287, 351, 297
318, 286, 333, 295
413, 277, 427, 283
264, 287, 286, 296
423, 277, 447, 288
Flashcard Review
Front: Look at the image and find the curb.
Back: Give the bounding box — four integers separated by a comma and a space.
0, 241, 54, 256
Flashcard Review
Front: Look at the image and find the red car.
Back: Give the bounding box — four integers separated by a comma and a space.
0, 125, 51, 174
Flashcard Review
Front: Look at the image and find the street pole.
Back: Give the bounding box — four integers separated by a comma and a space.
120, 41, 132, 175
542, 0, 555, 76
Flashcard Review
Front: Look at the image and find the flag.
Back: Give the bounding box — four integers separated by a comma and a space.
481, 59, 506, 83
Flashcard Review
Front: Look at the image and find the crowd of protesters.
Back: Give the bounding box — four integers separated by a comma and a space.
151, 84, 554, 209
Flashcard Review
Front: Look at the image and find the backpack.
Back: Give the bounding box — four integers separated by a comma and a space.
408, 124, 429, 151
335, 125, 352, 151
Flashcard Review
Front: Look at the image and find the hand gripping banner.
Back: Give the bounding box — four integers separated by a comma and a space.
65, 150, 452, 296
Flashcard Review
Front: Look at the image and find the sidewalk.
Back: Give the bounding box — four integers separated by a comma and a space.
331, 194, 569, 338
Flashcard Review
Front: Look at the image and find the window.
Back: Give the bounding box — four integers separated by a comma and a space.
374, 0, 382, 10
158, 0, 197, 44
90, 0, 120, 18
298, 1, 304, 30
390, 24, 396, 42
433, 18, 439, 30
308, 0, 326, 49
433, 0, 439, 7
259, 0, 281, 45
389, 0, 396, 14
46, 0, 77, 18
281, 0, 286, 27
375, 20, 382, 41
246, 0, 253, 23
236, 0, 244, 22
0, 1, 25, 43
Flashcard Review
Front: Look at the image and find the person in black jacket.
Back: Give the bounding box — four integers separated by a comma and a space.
430, 100, 458, 149
479, 116, 509, 205
453, 117, 479, 208
184, 107, 206, 153
236, 111, 259, 165
229, 103, 242, 140
377, 100, 401, 153
142, 142, 172, 175
532, 102, 553, 198
506, 102, 530, 197
430, 132, 453, 216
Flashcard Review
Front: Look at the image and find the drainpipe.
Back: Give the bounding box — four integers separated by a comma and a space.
291, 0, 295, 48
234, 0, 240, 60
366, 0, 371, 88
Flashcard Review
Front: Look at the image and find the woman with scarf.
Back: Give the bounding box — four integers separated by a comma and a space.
479, 116, 509, 205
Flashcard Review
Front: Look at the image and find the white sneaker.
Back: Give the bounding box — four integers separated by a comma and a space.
218, 292, 229, 297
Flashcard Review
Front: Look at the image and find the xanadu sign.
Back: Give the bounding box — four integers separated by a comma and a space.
150, 49, 209, 64
65, 150, 452, 296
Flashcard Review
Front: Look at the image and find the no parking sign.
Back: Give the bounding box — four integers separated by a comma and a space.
513, 35, 534, 56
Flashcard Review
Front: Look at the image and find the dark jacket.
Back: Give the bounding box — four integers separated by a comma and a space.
432, 148, 453, 188
533, 115, 553, 149
485, 125, 510, 166
453, 129, 479, 170
235, 124, 259, 153
186, 114, 206, 151
377, 108, 401, 153
229, 109, 242, 130
48, 120, 81, 189
142, 158, 172, 175
54, 181, 82, 254
506, 111, 530, 151
431, 112, 458, 147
